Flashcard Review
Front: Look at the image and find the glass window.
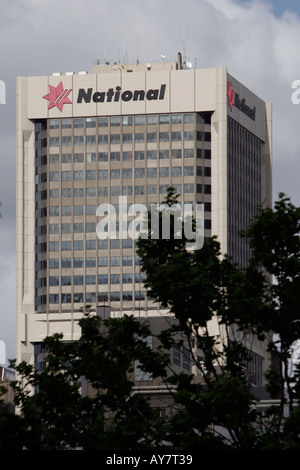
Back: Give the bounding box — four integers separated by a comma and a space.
147, 132, 157, 143
184, 131, 194, 141
49, 137, 59, 147
147, 185, 157, 195
147, 168, 157, 178
98, 135, 108, 145
74, 223, 83, 233
86, 152, 96, 163
98, 274, 108, 284
111, 239, 120, 249
98, 257, 108, 267
172, 167, 182, 177
147, 115, 157, 125
111, 256, 120, 266
74, 118, 84, 128
98, 187, 108, 197
86, 135, 96, 146
123, 133, 132, 143
111, 186, 120, 196
159, 114, 169, 124
74, 205, 83, 215
147, 150, 157, 160
86, 170, 96, 180
49, 276, 59, 286
172, 149, 182, 159
86, 240, 96, 250
61, 171, 72, 181
111, 292, 120, 301
135, 133, 144, 143
74, 170, 84, 180
159, 132, 169, 142
172, 114, 182, 124
74, 240, 83, 250
122, 239, 132, 248
110, 152, 120, 161
123, 116, 133, 126
62, 118, 72, 129
86, 292, 96, 303
135, 115, 145, 125
98, 152, 108, 162
184, 166, 194, 176
135, 185, 145, 195
86, 205, 96, 215
86, 117, 96, 128
50, 154, 60, 164
74, 153, 84, 162
86, 187, 96, 198
98, 117, 108, 127
159, 167, 169, 177
123, 291, 133, 301
171, 131, 181, 141
111, 169, 120, 179
62, 188, 71, 198
134, 151, 145, 161
49, 294, 59, 304
61, 276, 72, 286
50, 171, 59, 182
98, 239, 108, 250
74, 258, 84, 268
111, 116, 120, 126
85, 258, 95, 268
49, 189, 59, 199
61, 223, 71, 234
50, 119, 60, 129
135, 291, 145, 300
159, 185, 168, 194
61, 258, 72, 268
61, 241, 72, 251
110, 134, 120, 144
159, 150, 169, 160
123, 256, 132, 266
134, 168, 145, 178
49, 206, 59, 216
123, 168, 132, 178
49, 258, 59, 269
86, 275, 96, 285
184, 113, 194, 123
74, 293, 84, 303
62, 136, 72, 146
74, 136, 84, 146
111, 274, 120, 284
99, 170, 108, 180
74, 275, 84, 285
183, 149, 194, 159
184, 183, 194, 193
86, 222, 96, 232
61, 206, 72, 216
122, 186, 132, 195
49, 241, 59, 252
123, 273, 133, 284
123, 151, 133, 161
61, 293, 72, 304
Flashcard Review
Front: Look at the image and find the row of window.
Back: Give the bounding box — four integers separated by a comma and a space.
48, 291, 146, 304
47, 239, 139, 252
46, 183, 200, 199
47, 272, 145, 286
49, 131, 208, 147
49, 114, 197, 129
37, 148, 211, 167
48, 165, 199, 182
48, 255, 139, 268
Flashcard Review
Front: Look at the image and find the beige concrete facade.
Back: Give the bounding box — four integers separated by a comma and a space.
16, 60, 272, 383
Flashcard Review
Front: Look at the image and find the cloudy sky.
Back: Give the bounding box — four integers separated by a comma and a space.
1, 0, 300, 364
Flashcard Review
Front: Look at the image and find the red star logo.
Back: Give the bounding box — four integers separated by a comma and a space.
227, 81, 234, 111
43, 81, 72, 112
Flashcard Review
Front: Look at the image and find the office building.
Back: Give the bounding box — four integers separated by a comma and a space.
16, 54, 272, 381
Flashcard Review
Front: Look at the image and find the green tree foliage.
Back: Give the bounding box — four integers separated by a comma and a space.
2, 190, 300, 449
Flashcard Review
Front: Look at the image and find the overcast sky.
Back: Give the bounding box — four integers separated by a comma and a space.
1, 0, 300, 364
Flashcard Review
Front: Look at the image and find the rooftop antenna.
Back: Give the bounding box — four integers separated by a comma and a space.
183, 24, 187, 68
136, 35, 140, 66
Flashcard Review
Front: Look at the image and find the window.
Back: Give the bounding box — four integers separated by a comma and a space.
61, 258, 72, 268
147, 150, 157, 160
111, 116, 120, 126
184, 131, 194, 141
123, 133, 132, 143
123, 256, 132, 266
184, 183, 194, 193
86, 257, 96, 267
74, 118, 84, 128
98, 257, 108, 267
123, 151, 133, 161
135, 185, 145, 195
62, 136, 72, 146
74, 223, 83, 233
98, 117, 108, 127
147, 115, 157, 125
74, 293, 84, 303
61, 241, 72, 251
86, 292, 96, 303
98, 239, 108, 250
134, 168, 145, 178
98, 152, 108, 162
61, 276, 72, 286
74, 205, 83, 215
123, 168, 132, 179
159, 150, 169, 160
123, 116, 133, 126
111, 169, 120, 179
74, 258, 84, 268
134, 151, 145, 161
122, 186, 132, 196
86, 170, 96, 180
123, 291, 133, 301
172, 114, 182, 124
134, 115, 145, 125
74, 136, 84, 146
50, 154, 59, 164
159, 167, 169, 177
111, 274, 120, 284
86, 222, 96, 232
123, 273, 133, 284
86, 205, 96, 215
111, 186, 120, 196
49, 224, 59, 234
182, 347, 191, 371
86, 240, 96, 250
62, 206, 72, 216
110, 134, 120, 144
98, 187, 108, 197
49, 137, 59, 147
49, 276, 59, 286
173, 345, 181, 366
184, 149, 194, 159
184, 113, 194, 123
147, 185, 157, 195
86, 187, 96, 197
135, 133, 144, 143
99, 170, 108, 180
50, 171, 59, 182
172, 149, 182, 159
61, 223, 71, 234
184, 166, 194, 176
74, 240, 83, 251
110, 152, 120, 161
159, 115, 169, 124
86, 117, 96, 128
61, 293, 72, 304
49, 294, 59, 304
49, 258, 59, 269
61, 188, 71, 198
147, 132, 157, 143
147, 168, 157, 178
159, 132, 169, 142
50, 119, 59, 129
98, 135, 108, 145
49, 241, 59, 252
110, 292, 120, 301
98, 274, 108, 284
86, 275, 96, 285
172, 167, 181, 177
62, 118, 72, 129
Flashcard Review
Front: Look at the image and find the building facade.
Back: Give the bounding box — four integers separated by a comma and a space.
16, 56, 272, 378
